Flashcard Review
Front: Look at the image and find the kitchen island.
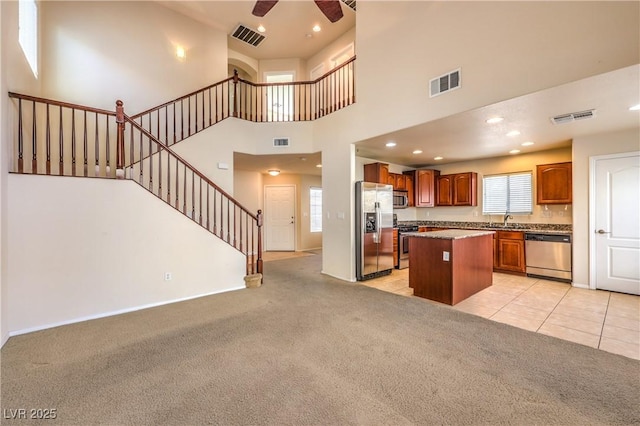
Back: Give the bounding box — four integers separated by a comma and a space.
405, 229, 495, 305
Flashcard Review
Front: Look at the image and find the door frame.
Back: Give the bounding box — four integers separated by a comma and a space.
264, 184, 297, 251
588, 150, 640, 290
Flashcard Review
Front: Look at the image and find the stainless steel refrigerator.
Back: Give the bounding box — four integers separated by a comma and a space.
356, 181, 394, 281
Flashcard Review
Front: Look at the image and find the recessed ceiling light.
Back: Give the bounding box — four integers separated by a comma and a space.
312, 25, 321, 32
486, 117, 504, 124
386, 142, 396, 147
257, 24, 266, 33
630, 104, 640, 111
506, 130, 521, 137
412, 150, 423, 154
521, 141, 535, 146
434, 156, 443, 161
316, 164, 322, 168
268, 169, 280, 176
509, 149, 521, 154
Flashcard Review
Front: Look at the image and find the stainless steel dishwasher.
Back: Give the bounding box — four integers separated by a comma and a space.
525, 233, 572, 282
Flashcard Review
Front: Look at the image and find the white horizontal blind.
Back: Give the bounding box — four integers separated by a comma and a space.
19, 0, 38, 78
483, 172, 532, 214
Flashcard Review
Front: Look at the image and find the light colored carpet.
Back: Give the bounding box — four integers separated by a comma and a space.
262, 250, 315, 262
1, 254, 639, 425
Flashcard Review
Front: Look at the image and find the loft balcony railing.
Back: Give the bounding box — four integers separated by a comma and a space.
131, 56, 355, 146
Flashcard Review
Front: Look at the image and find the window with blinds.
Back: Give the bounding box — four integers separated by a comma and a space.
483, 172, 532, 214
19, 0, 38, 78
310, 187, 322, 232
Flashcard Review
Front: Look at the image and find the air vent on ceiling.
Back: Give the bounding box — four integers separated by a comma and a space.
231, 24, 266, 47
273, 138, 290, 147
341, 0, 357, 12
550, 109, 596, 125
429, 68, 461, 97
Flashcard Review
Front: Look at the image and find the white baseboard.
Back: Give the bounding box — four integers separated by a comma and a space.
571, 282, 590, 289
1, 331, 9, 348
9, 286, 246, 338
321, 270, 355, 282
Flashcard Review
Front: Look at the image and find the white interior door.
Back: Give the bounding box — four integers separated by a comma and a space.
265, 185, 296, 251
592, 152, 640, 295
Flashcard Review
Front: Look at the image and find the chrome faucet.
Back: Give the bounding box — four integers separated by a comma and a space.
503, 212, 513, 227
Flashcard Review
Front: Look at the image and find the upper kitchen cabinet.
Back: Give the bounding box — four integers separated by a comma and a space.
408, 169, 439, 207
536, 162, 572, 204
436, 172, 478, 206
364, 162, 390, 185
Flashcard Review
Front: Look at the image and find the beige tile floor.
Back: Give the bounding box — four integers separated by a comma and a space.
361, 269, 640, 360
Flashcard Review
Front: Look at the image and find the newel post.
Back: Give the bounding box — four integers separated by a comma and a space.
256, 209, 263, 276
232, 69, 239, 118
115, 100, 125, 179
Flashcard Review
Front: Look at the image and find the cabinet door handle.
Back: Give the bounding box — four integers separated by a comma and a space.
596, 229, 610, 234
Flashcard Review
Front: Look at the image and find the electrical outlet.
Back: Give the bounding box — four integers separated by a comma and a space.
443, 251, 450, 261
164, 272, 172, 281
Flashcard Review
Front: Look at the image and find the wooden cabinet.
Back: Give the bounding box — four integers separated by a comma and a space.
411, 169, 439, 207
436, 172, 477, 206
394, 174, 407, 190
404, 173, 415, 206
436, 175, 452, 206
493, 230, 525, 274
537, 162, 572, 204
364, 162, 390, 185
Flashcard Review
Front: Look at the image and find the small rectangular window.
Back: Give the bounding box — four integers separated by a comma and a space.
483, 172, 532, 215
19, 0, 38, 78
310, 187, 322, 232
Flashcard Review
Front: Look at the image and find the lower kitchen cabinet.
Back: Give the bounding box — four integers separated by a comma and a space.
494, 230, 526, 274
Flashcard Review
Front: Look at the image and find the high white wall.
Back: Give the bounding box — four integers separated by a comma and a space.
354, 1, 640, 140
0, 0, 6, 346
1, 0, 43, 346
40, 0, 228, 112
7, 175, 246, 335
572, 128, 640, 288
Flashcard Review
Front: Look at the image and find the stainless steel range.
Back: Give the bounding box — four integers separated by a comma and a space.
397, 224, 419, 269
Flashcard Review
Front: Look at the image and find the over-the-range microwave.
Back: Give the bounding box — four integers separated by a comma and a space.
393, 190, 409, 209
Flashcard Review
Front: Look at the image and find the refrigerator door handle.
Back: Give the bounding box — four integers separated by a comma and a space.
375, 202, 381, 244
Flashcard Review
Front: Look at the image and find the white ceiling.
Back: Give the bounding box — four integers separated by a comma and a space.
158, 0, 356, 60
158, 1, 639, 176
356, 64, 640, 168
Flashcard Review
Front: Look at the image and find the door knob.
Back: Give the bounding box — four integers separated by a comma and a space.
596, 229, 610, 234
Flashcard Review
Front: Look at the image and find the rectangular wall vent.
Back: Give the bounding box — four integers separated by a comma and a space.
273, 138, 290, 147
341, 0, 357, 11
231, 24, 266, 47
429, 69, 461, 97
550, 109, 596, 125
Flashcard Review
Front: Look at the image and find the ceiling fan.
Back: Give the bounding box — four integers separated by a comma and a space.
252, 0, 344, 23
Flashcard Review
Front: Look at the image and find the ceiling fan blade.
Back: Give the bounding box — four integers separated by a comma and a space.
314, 0, 344, 23
252, 0, 279, 17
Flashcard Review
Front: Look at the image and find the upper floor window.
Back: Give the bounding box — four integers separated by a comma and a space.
483, 172, 532, 215
19, 0, 38, 78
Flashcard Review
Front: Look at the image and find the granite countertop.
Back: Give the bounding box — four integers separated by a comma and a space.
398, 221, 572, 235
403, 229, 495, 240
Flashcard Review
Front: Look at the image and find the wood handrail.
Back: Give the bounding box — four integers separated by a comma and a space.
123, 114, 257, 220
8, 92, 116, 116
237, 56, 356, 87
131, 77, 234, 119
